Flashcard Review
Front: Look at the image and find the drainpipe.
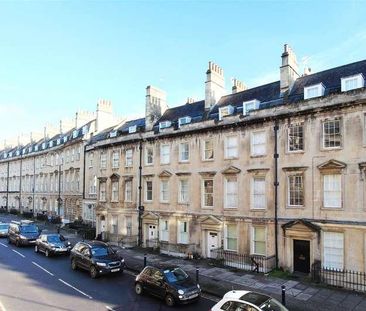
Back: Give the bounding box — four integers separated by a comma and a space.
6, 161, 9, 211
19, 155, 23, 214
32, 156, 36, 216
138, 140, 144, 246
274, 120, 279, 270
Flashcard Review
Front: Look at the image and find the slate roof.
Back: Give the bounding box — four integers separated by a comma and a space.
118, 118, 145, 134
158, 100, 205, 123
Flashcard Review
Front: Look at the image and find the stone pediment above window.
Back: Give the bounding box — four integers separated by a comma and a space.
282, 166, 308, 172
98, 177, 107, 182
221, 166, 241, 175
318, 159, 346, 172
142, 211, 159, 220
159, 170, 172, 178
175, 172, 191, 176
110, 173, 120, 181
247, 168, 270, 174
282, 219, 321, 241
199, 215, 222, 225
123, 175, 133, 180
198, 171, 217, 177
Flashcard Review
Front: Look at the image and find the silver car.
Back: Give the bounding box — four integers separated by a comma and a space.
0, 223, 9, 237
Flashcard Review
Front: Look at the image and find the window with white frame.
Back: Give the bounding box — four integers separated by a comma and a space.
99, 181, 106, 201
112, 151, 120, 168
100, 153, 107, 169
76, 147, 81, 161
145, 180, 153, 201
89, 153, 93, 167
111, 181, 119, 202
323, 232, 344, 270
125, 149, 133, 167
145, 147, 154, 165
126, 216, 132, 236
288, 174, 304, 206
123, 179, 132, 202
111, 215, 118, 234
304, 83, 325, 99
323, 119, 342, 148
341, 74, 364, 92
243, 99, 260, 116
252, 226, 266, 255
225, 177, 238, 208
219, 105, 234, 120
159, 120, 171, 129
160, 180, 169, 202
323, 174, 342, 208
288, 124, 304, 152
160, 220, 169, 241
177, 220, 189, 244
75, 172, 80, 192
178, 116, 191, 127
160, 144, 170, 164
225, 224, 238, 251
202, 179, 214, 207
179, 142, 189, 162
89, 176, 97, 194
203, 139, 214, 160
179, 179, 189, 203
251, 131, 266, 156
225, 136, 238, 158
71, 148, 75, 162
252, 177, 266, 209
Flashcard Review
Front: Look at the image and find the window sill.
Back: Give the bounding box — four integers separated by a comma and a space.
286, 205, 305, 209
160, 163, 170, 166
202, 159, 214, 162
250, 154, 266, 158
321, 207, 343, 210
202, 206, 214, 209
286, 150, 305, 154
160, 201, 169, 204
179, 160, 190, 164
250, 208, 267, 211
111, 200, 119, 203
321, 147, 342, 151
178, 202, 190, 205
224, 157, 239, 160
224, 207, 238, 210
145, 164, 153, 167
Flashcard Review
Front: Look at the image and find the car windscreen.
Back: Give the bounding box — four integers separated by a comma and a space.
91, 246, 113, 257
260, 298, 288, 311
0, 224, 8, 230
47, 235, 62, 243
20, 225, 39, 233
163, 268, 189, 283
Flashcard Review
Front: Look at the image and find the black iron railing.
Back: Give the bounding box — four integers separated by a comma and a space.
312, 261, 366, 292
210, 248, 276, 273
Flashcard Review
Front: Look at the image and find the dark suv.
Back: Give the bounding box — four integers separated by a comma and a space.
8, 220, 40, 247
135, 266, 201, 306
70, 241, 125, 278
35, 233, 72, 257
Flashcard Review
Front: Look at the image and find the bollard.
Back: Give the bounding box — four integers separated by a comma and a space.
281, 285, 286, 306
144, 254, 147, 267
196, 267, 199, 285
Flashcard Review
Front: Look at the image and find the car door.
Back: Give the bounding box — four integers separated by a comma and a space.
40, 235, 48, 252
79, 246, 92, 270
149, 269, 166, 298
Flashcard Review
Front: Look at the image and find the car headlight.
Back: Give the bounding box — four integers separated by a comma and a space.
178, 289, 185, 295
197, 284, 200, 289
96, 262, 107, 267
67, 241, 71, 245
121, 258, 125, 263
19, 235, 27, 240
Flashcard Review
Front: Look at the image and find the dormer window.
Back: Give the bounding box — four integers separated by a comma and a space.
72, 130, 78, 138
63, 136, 68, 143
341, 74, 364, 92
42, 142, 46, 149
82, 125, 88, 135
28, 147, 32, 152
8, 152, 12, 157
49, 141, 53, 147
159, 121, 172, 129
304, 83, 325, 100
128, 125, 137, 133
219, 105, 234, 120
110, 130, 117, 138
35, 145, 38, 151
16, 150, 20, 156
243, 100, 260, 116
57, 138, 61, 145
22, 149, 26, 154
178, 116, 191, 127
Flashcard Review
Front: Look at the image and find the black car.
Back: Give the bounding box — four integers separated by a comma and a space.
35, 233, 72, 257
135, 266, 201, 306
8, 220, 40, 247
70, 240, 125, 278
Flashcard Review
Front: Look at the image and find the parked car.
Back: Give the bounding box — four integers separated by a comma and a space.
0, 223, 9, 237
70, 240, 125, 278
8, 220, 40, 247
210, 290, 288, 311
135, 265, 201, 306
35, 233, 72, 257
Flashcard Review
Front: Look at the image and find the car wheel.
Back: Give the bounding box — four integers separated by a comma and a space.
165, 294, 175, 307
45, 249, 50, 257
15, 239, 20, 247
7, 238, 11, 244
35, 245, 38, 253
135, 282, 143, 295
90, 265, 98, 279
71, 259, 78, 270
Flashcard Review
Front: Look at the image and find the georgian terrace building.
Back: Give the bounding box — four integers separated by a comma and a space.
0, 100, 123, 222
87, 45, 366, 275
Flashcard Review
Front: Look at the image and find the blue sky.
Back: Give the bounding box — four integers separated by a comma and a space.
1, 0, 366, 143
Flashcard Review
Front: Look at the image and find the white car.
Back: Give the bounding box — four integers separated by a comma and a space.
210, 290, 288, 311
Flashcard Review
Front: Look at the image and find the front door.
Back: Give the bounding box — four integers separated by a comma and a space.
293, 239, 310, 273
207, 231, 219, 258
147, 225, 157, 247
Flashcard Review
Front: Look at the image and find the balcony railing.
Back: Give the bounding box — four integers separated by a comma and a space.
210, 247, 276, 273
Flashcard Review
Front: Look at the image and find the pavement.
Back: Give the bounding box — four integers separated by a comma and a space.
2, 213, 366, 311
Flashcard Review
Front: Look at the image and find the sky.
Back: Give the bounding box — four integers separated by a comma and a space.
1, 0, 366, 144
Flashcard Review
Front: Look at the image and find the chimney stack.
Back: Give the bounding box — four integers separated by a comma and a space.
231, 78, 247, 94
145, 86, 168, 131
280, 44, 299, 95
186, 97, 195, 104
96, 99, 114, 132
205, 61, 225, 109
303, 67, 311, 76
